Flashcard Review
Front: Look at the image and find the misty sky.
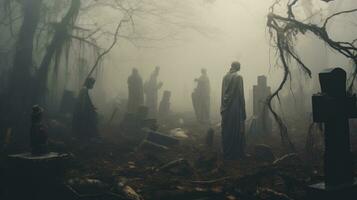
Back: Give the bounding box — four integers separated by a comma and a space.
90, 0, 357, 119
100, 0, 275, 116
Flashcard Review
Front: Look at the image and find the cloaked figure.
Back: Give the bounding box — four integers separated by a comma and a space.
192, 68, 211, 124
127, 68, 144, 113
144, 67, 163, 118
30, 105, 48, 155
72, 77, 98, 138
158, 90, 172, 120
221, 62, 247, 160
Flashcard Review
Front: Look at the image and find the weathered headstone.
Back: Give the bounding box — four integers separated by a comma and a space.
4, 105, 72, 200
252, 75, 272, 135
309, 68, 357, 199
30, 105, 48, 155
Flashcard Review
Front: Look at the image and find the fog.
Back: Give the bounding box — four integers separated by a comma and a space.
91, 0, 276, 119
63, 0, 357, 120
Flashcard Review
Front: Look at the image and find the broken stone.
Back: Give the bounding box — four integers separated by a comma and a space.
68, 178, 109, 196
195, 187, 208, 192
122, 185, 143, 200
116, 177, 143, 200
226, 195, 237, 200
146, 131, 179, 146
169, 128, 189, 139
176, 186, 185, 190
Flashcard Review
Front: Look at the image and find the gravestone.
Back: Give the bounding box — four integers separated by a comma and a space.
309, 68, 357, 200
252, 75, 272, 135
3, 105, 72, 200
30, 105, 48, 155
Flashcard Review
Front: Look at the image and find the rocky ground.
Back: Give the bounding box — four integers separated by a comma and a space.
2, 115, 357, 200
57, 121, 342, 200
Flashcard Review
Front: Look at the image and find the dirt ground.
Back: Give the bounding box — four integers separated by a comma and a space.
55, 117, 355, 200
2, 113, 357, 200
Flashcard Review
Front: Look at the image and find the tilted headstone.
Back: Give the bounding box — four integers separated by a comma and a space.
309, 68, 357, 199
4, 106, 72, 199
252, 75, 272, 135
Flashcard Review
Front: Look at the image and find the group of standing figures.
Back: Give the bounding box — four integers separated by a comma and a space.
73, 61, 249, 160
127, 66, 165, 118
192, 62, 247, 159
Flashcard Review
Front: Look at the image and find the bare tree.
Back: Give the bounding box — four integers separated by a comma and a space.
267, 0, 357, 152
0, 0, 208, 144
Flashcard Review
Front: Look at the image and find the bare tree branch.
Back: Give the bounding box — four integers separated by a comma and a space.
267, 0, 357, 151
323, 8, 357, 28
85, 17, 129, 81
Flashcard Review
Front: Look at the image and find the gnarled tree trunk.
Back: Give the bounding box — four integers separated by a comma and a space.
3, 0, 43, 145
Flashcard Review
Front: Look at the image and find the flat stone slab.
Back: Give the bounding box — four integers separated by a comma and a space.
3, 152, 73, 199
8, 152, 68, 160
146, 131, 179, 146
6, 152, 72, 178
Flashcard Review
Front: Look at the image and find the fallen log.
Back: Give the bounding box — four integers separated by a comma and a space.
190, 177, 232, 185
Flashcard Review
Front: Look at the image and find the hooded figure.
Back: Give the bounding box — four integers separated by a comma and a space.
144, 67, 163, 118
158, 90, 172, 120
72, 77, 98, 138
127, 68, 144, 113
192, 68, 211, 124
221, 62, 246, 160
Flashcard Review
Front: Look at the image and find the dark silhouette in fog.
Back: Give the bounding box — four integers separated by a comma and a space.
72, 77, 98, 139
192, 68, 211, 124
144, 67, 163, 118
221, 62, 246, 160
159, 90, 172, 120
127, 68, 144, 113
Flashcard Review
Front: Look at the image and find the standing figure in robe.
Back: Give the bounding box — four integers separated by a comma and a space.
192, 68, 211, 124
144, 67, 163, 118
221, 62, 247, 160
72, 77, 98, 139
127, 68, 144, 113
158, 90, 172, 120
